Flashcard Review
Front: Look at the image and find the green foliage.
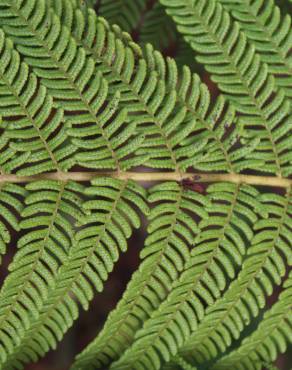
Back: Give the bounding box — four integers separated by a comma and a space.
177, 188, 292, 365
0, 0, 291, 369
73, 182, 209, 369
160, 0, 292, 176
101, 184, 267, 369
0, 183, 26, 264
0, 178, 148, 368
212, 271, 292, 369
218, 0, 292, 99
0, 29, 76, 175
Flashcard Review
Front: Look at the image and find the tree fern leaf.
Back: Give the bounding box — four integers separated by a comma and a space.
0, 129, 31, 174
49, 0, 210, 171
0, 178, 148, 369
0, 30, 76, 175
72, 182, 209, 369
109, 183, 263, 369
0, 182, 26, 265
44, 0, 249, 172
211, 271, 292, 370
143, 46, 267, 173
160, 0, 292, 176
57, 0, 278, 174
173, 355, 198, 370
217, 0, 292, 100
176, 187, 292, 365
0, 0, 147, 171
0, 180, 85, 366
58, 0, 144, 57
46, 0, 207, 170
75, 0, 96, 11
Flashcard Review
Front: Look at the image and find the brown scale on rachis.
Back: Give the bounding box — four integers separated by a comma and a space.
180, 175, 205, 194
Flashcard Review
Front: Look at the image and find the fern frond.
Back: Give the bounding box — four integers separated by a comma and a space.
0, 0, 147, 171
109, 184, 264, 369
0, 180, 85, 365
176, 187, 292, 365
0, 130, 31, 174
51, 0, 144, 70
72, 182, 209, 369
97, 0, 147, 33
217, 0, 292, 99
211, 271, 292, 370
0, 183, 26, 265
43, 0, 254, 173
50, 0, 211, 171
77, 184, 254, 368
173, 355, 198, 370
0, 30, 77, 175
143, 48, 268, 173
0, 0, 194, 171
0, 178, 148, 369
77, 0, 96, 10
162, 356, 197, 370
160, 0, 292, 176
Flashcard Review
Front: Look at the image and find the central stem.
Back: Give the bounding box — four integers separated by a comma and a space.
0, 172, 290, 188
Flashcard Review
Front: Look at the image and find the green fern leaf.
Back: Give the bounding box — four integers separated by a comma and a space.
0, 30, 76, 175
0, 0, 197, 170
176, 187, 292, 365
0, 0, 147, 171
0, 180, 85, 365
0, 182, 26, 265
162, 356, 198, 370
72, 181, 210, 369
49, 0, 214, 170
74, 183, 264, 369
0, 126, 31, 174
217, 0, 292, 100
173, 355, 198, 370
160, 0, 292, 176
108, 184, 265, 369
41, 0, 254, 173
139, 2, 178, 50
212, 271, 292, 370
139, 3, 198, 70
0, 178, 148, 368
54, 0, 142, 57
